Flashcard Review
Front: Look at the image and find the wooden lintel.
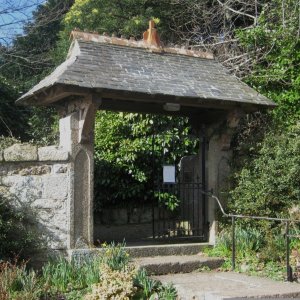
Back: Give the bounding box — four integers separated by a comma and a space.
99, 90, 241, 111
19, 83, 260, 115
100, 97, 228, 122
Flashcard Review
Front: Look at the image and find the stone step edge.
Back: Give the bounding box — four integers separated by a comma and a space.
126, 242, 211, 258
68, 242, 212, 260
135, 257, 224, 275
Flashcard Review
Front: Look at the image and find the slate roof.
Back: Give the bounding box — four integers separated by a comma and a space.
17, 33, 275, 109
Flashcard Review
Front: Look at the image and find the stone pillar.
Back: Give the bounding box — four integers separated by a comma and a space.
206, 110, 243, 244
206, 131, 232, 244
59, 95, 99, 249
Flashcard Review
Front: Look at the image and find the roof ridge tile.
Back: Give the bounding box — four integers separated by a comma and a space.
70, 30, 214, 60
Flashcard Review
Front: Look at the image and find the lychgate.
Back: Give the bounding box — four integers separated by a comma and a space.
16, 21, 275, 254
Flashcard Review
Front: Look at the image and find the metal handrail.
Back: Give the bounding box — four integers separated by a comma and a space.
210, 193, 300, 223
202, 190, 300, 282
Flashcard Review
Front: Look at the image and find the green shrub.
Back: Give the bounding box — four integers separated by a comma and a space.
222, 123, 300, 268
156, 192, 180, 212
85, 263, 136, 300
0, 243, 178, 299
94, 112, 197, 210
229, 123, 300, 219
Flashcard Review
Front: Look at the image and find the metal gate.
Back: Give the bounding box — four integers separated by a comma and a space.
152, 140, 208, 242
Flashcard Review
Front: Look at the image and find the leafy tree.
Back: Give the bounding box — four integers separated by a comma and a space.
227, 0, 300, 223
63, 0, 186, 42
0, 0, 74, 141
237, 0, 300, 126
0, 77, 30, 138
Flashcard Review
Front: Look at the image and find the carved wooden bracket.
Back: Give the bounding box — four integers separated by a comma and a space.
78, 95, 101, 144
216, 109, 244, 151
227, 109, 244, 128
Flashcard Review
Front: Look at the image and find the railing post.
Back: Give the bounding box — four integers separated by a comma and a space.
286, 221, 293, 282
232, 216, 236, 270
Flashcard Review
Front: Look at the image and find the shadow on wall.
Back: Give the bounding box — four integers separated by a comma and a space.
0, 186, 67, 268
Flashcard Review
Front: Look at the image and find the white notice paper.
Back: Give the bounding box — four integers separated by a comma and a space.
163, 165, 176, 183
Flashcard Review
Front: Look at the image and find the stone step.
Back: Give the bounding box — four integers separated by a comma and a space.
126, 242, 210, 258
154, 272, 300, 299
69, 243, 212, 264
134, 254, 224, 275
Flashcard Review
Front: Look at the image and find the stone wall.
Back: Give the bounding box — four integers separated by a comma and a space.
0, 143, 70, 253
94, 206, 154, 242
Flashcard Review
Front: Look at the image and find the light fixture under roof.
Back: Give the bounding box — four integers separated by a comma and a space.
163, 103, 181, 112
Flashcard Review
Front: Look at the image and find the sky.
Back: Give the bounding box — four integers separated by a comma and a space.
0, 0, 45, 45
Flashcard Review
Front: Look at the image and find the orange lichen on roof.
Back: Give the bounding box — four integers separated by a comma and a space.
70, 21, 214, 59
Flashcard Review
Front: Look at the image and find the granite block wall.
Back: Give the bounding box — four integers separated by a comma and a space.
0, 143, 70, 252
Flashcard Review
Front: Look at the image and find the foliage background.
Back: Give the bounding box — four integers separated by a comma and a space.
0, 0, 299, 235
94, 112, 197, 209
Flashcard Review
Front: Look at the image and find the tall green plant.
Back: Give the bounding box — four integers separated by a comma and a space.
101, 242, 130, 271
41, 255, 102, 293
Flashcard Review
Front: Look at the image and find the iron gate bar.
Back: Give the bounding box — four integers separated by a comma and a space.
232, 216, 236, 270
190, 179, 199, 235
152, 129, 207, 241
154, 181, 206, 239
201, 125, 207, 239
151, 133, 155, 240
285, 221, 293, 282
